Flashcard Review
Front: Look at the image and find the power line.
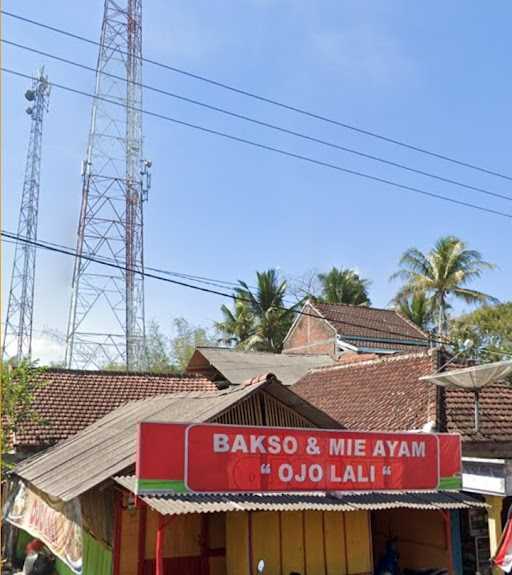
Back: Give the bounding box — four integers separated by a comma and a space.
4, 38, 512, 205
2, 230, 436, 345
4, 67, 512, 222
3, 8, 512, 183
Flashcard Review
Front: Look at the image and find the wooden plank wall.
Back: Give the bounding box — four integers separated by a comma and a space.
226, 509, 373, 575
373, 509, 449, 571
213, 391, 315, 428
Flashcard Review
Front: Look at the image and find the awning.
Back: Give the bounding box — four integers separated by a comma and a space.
114, 476, 487, 516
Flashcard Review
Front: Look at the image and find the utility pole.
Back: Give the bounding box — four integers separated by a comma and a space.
65, 0, 151, 370
3, 68, 50, 363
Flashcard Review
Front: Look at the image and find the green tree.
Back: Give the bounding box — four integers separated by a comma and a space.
395, 292, 433, 331
170, 317, 216, 371
391, 236, 497, 335
144, 320, 175, 373
217, 269, 298, 352
450, 302, 512, 361
216, 300, 254, 348
316, 267, 371, 305
1, 361, 44, 466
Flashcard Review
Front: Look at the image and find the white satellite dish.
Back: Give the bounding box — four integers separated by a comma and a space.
420, 360, 512, 432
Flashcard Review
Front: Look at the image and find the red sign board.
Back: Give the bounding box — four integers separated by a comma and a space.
186, 425, 439, 492
136, 422, 462, 495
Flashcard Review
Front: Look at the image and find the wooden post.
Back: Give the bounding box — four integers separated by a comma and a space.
112, 492, 123, 575
137, 501, 147, 575
248, 511, 254, 575
156, 513, 165, 575
440, 511, 454, 575
200, 514, 210, 575
486, 495, 504, 575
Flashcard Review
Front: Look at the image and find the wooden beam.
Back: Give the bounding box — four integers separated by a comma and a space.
486, 495, 504, 575
440, 510, 454, 575
156, 513, 165, 575
112, 492, 123, 575
137, 501, 147, 575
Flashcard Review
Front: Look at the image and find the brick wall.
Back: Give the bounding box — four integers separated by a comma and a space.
283, 304, 337, 357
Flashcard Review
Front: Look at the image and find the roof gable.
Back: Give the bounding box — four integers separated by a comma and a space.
311, 301, 430, 352
15, 374, 341, 501
187, 346, 335, 385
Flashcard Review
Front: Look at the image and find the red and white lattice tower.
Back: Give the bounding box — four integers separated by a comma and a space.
65, 0, 151, 370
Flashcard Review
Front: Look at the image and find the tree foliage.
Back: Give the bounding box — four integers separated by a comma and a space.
391, 236, 497, 335
216, 269, 298, 352
450, 302, 512, 361
395, 292, 433, 331
169, 317, 216, 371
1, 361, 44, 465
102, 318, 215, 373
316, 267, 371, 306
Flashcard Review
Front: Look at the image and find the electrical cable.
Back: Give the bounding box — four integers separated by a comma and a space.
4, 38, 512, 204
2, 230, 437, 345
4, 67, 512, 221
4, 8, 512, 183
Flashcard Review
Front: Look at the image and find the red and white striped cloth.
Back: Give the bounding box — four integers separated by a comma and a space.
494, 510, 512, 573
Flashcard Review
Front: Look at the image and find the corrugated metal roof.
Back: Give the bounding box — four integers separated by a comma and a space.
114, 476, 487, 515
188, 347, 335, 386
14, 375, 340, 502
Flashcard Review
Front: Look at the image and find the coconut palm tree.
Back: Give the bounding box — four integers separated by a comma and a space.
391, 236, 497, 336
216, 300, 254, 348
217, 269, 298, 352
316, 267, 371, 306
395, 292, 433, 332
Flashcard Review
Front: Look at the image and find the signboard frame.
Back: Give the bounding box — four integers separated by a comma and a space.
136, 421, 462, 496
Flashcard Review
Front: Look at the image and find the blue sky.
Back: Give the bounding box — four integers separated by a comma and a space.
3, 1, 511, 363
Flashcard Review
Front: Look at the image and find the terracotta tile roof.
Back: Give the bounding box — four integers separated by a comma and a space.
293, 351, 438, 431
444, 384, 512, 442
312, 302, 430, 351
336, 352, 379, 364
16, 369, 217, 448
294, 350, 512, 444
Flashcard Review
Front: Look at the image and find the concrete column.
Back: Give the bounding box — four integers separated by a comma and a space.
486, 495, 504, 575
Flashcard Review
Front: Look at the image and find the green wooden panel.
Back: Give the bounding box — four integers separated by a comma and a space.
83, 530, 112, 575
13, 527, 112, 575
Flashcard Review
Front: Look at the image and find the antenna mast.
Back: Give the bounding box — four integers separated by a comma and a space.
3, 68, 50, 363
65, 0, 150, 370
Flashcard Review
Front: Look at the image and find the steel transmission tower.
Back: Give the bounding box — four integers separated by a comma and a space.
3, 68, 50, 363
65, 0, 151, 370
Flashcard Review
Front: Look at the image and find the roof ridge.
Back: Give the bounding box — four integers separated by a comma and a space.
314, 301, 398, 313
306, 349, 435, 375
40, 368, 206, 379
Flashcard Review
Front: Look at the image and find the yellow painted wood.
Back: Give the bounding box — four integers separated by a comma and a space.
119, 507, 139, 575
281, 511, 305, 574
486, 495, 504, 575
304, 511, 326, 575
226, 512, 249, 574
324, 511, 347, 575
165, 514, 201, 557
345, 511, 372, 574
208, 512, 226, 550
251, 511, 280, 575
145, 508, 158, 559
